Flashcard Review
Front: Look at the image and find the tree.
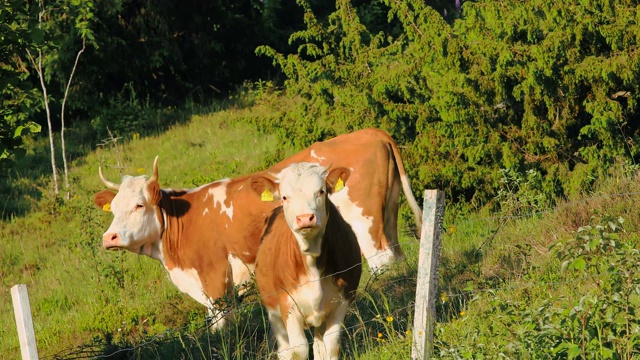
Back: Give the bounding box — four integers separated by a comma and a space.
25, 0, 94, 196
256, 0, 640, 210
0, 0, 42, 171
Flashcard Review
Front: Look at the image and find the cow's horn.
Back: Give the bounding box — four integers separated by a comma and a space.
99, 166, 120, 190
149, 156, 159, 183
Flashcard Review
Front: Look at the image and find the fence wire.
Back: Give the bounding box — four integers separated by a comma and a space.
39, 190, 640, 359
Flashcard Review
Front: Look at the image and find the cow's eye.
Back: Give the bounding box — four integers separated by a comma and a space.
135, 204, 144, 210
282, 196, 288, 201
319, 189, 326, 196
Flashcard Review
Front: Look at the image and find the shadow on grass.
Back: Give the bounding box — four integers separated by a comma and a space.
46, 304, 270, 360
0, 99, 232, 220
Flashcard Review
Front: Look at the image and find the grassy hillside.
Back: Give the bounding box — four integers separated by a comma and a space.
2, 101, 640, 359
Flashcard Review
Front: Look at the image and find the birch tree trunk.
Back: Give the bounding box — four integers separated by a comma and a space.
26, 1, 59, 195
60, 37, 86, 198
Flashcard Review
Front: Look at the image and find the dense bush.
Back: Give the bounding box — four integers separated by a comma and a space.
256, 0, 640, 211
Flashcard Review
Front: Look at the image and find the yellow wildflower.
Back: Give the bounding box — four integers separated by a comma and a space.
440, 293, 448, 303
377, 332, 383, 338
386, 316, 393, 323
460, 311, 466, 316
102, 203, 111, 212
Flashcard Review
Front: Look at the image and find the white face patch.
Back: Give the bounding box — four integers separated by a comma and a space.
207, 180, 234, 221
104, 175, 163, 254
277, 163, 329, 255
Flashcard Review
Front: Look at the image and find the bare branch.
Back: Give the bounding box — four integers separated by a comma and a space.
611, 91, 631, 99
61, 37, 87, 197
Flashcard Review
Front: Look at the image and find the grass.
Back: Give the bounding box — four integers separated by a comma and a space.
3, 96, 640, 358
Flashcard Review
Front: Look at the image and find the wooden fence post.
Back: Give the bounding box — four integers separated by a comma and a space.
411, 189, 445, 360
11, 284, 39, 360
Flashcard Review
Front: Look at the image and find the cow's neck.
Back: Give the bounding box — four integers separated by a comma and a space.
157, 191, 190, 269
139, 239, 164, 262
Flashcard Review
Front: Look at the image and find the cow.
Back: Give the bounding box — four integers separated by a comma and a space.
93, 158, 275, 329
92, 128, 419, 327
252, 162, 361, 360
268, 128, 422, 271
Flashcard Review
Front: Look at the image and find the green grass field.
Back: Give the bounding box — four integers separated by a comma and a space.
2, 101, 640, 359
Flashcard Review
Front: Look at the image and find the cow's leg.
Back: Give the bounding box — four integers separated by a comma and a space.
312, 323, 328, 360
284, 311, 309, 360
267, 310, 290, 359
319, 300, 350, 360
201, 260, 235, 331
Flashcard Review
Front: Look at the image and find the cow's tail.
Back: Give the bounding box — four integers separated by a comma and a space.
388, 136, 423, 236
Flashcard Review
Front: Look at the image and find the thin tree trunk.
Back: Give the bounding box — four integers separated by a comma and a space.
26, 1, 59, 195
60, 37, 86, 199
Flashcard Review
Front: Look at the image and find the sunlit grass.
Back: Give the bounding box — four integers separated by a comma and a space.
3, 95, 640, 358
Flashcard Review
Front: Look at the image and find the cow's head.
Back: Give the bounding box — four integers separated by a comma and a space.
251, 162, 350, 256
93, 156, 163, 259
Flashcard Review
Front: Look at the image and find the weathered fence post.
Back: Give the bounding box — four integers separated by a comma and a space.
11, 284, 39, 360
411, 190, 445, 360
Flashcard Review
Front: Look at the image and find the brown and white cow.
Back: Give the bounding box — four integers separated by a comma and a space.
269, 128, 422, 271
93, 129, 419, 327
94, 158, 275, 329
252, 162, 361, 360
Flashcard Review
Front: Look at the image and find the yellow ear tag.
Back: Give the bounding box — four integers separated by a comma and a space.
334, 177, 345, 192
261, 189, 274, 202
102, 203, 112, 212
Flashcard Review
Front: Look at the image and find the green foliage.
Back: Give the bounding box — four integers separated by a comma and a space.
0, 0, 42, 168
257, 0, 640, 211
436, 213, 640, 359
495, 168, 553, 216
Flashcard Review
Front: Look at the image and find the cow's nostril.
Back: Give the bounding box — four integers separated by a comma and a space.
103, 232, 121, 248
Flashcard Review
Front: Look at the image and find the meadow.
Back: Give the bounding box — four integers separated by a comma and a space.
2, 101, 640, 359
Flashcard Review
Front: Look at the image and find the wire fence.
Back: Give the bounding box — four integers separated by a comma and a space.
37, 190, 640, 359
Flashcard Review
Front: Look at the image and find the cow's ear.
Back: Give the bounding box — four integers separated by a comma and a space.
94, 190, 116, 210
147, 180, 162, 205
325, 167, 351, 194
250, 174, 279, 202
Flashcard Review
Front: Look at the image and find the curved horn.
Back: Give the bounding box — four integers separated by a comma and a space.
99, 166, 120, 190
149, 156, 159, 183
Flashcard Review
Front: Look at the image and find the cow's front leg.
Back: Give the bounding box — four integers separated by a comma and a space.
312, 322, 328, 360
319, 300, 350, 360
283, 310, 308, 360
267, 310, 291, 359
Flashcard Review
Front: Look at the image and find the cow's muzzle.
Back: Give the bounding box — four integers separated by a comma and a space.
102, 232, 121, 249
296, 213, 317, 229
